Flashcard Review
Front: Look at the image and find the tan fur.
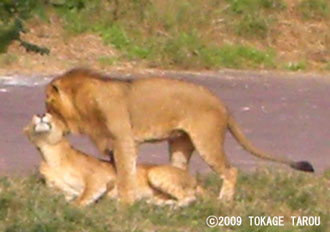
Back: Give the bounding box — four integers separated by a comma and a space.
24, 113, 201, 207
45, 68, 309, 203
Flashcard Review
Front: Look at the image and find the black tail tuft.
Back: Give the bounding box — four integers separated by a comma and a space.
290, 161, 314, 173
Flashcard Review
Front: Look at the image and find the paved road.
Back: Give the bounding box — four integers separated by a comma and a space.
1, 70, 329, 175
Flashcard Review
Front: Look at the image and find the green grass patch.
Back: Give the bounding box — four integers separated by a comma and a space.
226, 0, 286, 14
236, 14, 270, 39
0, 168, 328, 232
298, 0, 330, 20
224, 0, 285, 39
97, 26, 275, 69
52, 0, 277, 70
284, 61, 307, 71
200, 44, 275, 69
97, 56, 118, 66
2, 0, 329, 71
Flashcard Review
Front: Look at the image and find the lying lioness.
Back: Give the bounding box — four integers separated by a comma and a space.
24, 113, 201, 207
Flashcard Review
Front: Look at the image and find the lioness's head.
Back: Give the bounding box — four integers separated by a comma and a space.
24, 113, 68, 145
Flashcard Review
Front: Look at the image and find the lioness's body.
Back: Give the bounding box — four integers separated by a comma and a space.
24, 114, 199, 206
46, 69, 313, 203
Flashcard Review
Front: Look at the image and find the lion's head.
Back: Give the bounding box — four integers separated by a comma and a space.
45, 72, 84, 134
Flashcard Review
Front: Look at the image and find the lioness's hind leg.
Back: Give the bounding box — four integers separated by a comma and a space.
169, 133, 194, 170
148, 166, 197, 207
185, 114, 237, 201
146, 194, 177, 207
73, 182, 107, 206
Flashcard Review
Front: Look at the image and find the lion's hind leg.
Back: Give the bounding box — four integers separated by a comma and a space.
184, 113, 238, 201
147, 166, 197, 207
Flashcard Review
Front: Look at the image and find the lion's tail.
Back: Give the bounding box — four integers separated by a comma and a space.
227, 115, 314, 172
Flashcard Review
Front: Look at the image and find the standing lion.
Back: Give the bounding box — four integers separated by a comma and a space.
45, 68, 314, 204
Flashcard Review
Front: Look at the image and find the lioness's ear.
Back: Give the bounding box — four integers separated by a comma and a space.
32, 115, 41, 124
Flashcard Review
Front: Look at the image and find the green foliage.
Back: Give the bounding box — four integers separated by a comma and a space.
100, 25, 130, 49
97, 24, 152, 60
298, 0, 330, 20
96, 24, 275, 69
1, 0, 328, 71
224, 0, 285, 40
54, 1, 98, 34
0, 19, 22, 53
97, 56, 118, 66
0, 0, 39, 22
20, 40, 50, 55
0, 19, 49, 55
201, 45, 275, 69
0, 0, 50, 55
48, 0, 281, 69
236, 14, 269, 39
258, 0, 287, 9
284, 61, 307, 71
226, 0, 286, 14
50, 0, 87, 10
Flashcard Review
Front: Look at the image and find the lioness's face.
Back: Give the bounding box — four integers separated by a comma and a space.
24, 113, 67, 145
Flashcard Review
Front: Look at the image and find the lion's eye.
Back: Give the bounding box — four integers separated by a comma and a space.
52, 84, 59, 93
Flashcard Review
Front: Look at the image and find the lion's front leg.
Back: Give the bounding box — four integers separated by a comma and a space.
100, 96, 138, 204
91, 134, 114, 160
113, 137, 137, 204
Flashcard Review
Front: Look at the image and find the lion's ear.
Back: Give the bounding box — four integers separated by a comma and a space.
52, 84, 60, 94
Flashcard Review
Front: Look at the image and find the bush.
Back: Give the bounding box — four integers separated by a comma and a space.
0, 0, 49, 54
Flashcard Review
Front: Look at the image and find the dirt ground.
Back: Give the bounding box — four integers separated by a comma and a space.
0, 17, 133, 76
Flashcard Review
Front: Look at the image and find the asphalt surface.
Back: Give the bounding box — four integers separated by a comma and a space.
1, 70, 329, 175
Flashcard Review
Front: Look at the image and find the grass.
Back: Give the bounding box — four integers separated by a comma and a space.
97, 56, 118, 67
298, 0, 330, 20
1, 0, 330, 71
0, 54, 18, 66
0, 168, 329, 232
284, 61, 307, 71
53, 0, 282, 70
225, 0, 286, 39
